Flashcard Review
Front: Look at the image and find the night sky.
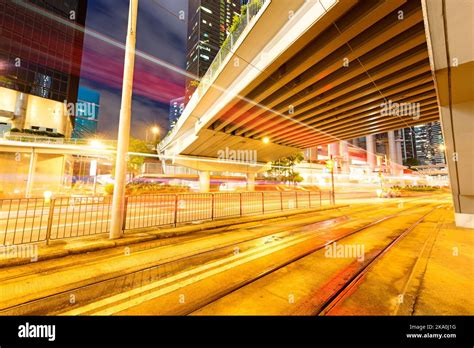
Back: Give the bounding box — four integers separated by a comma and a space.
79, 0, 188, 140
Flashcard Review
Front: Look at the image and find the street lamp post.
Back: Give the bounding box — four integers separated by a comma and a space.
110, 0, 139, 240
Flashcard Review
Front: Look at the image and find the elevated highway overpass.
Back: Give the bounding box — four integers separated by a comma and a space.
159, 0, 473, 227
160, 0, 437, 161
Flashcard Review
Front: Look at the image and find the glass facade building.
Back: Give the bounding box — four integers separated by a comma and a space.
169, 96, 185, 130
185, 0, 242, 102
0, 0, 87, 105
413, 122, 445, 165
400, 128, 418, 162
400, 121, 445, 165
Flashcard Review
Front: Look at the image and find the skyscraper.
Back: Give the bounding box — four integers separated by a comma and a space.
169, 96, 185, 130
400, 128, 418, 162
400, 122, 445, 165
185, 0, 242, 102
429, 122, 445, 164
0, 0, 87, 136
414, 122, 445, 165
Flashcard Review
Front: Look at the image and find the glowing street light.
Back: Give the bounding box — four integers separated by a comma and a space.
146, 126, 160, 143
43, 191, 53, 203
262, 137, 270, 144
89, 139, 105, 149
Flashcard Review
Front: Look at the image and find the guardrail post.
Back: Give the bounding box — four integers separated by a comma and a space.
122, 196, 129, 231
308, 191, 311, 208
320, 191, 323, 206
239, 193, 243, 216
45, 198, 55, 245
280, 191, 283, 211
261, 192, 264, 214
211, 193, 215, 220
295, 191, 298, 209
174, 194, 179, 226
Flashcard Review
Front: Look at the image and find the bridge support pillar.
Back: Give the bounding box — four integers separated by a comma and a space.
423, 0, 474, 228
246, 172, 256, 191
365, 134, 376, 173
339, 141, 349, 174
199, 171, 210, 193
396, 136, 403, 169
388, 131, 398, 176
25, 148, 37, 198
13, 92, 28, 130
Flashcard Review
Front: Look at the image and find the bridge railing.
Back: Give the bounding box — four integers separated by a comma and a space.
158, 0, 268, 151
0, 190, 326, 246
196, 0, 268, 99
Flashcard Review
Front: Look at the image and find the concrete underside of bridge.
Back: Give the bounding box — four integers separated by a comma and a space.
162, 0, 473, 227
205, 0, 439, 148
163, 0, 440, 159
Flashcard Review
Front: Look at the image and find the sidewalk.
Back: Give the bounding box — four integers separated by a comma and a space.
409, 206, 474, 315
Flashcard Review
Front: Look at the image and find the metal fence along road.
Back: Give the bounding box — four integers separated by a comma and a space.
0, 191, 325, 246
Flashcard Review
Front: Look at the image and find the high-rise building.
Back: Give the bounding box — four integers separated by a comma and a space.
169, 96, 185, 130
414, 125, 430, 164
185, 0, 242, 102
400, 128, 417, 162
414, 122, 445, 165
429, 122, 445, 164
400, 121, 445, 165
0, 0, 88, 196
0, 0, 87, 136
72, 87, 100, 139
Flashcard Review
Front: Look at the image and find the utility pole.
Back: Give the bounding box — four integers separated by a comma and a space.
110, 0, 138, 239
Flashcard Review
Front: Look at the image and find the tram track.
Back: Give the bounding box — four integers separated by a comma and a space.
0, 196, 440, 315
314, 205, 443, 316
64, 201, 439, 315
186, 202, 443, 316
